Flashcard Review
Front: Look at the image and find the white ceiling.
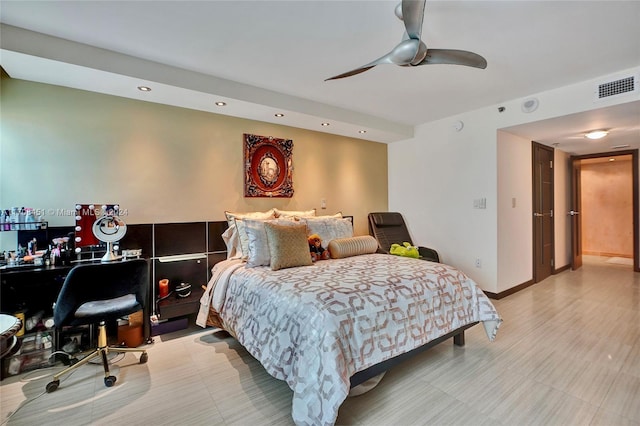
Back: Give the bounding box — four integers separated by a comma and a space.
1, 1, 639, 154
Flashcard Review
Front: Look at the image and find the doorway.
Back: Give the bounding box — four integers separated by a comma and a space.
570, 150, 639, 272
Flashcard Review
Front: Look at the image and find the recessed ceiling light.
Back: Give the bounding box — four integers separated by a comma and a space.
215, 101, 227, 106
137, 86, 151, 92
275, 113, 284, 117
321, 122, 330, 127
358, 130, 367, 134
585, 129, 609, 140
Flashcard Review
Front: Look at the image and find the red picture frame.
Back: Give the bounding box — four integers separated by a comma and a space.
244, 134, 293, 198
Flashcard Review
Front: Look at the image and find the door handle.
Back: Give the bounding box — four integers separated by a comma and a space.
568, 210, 580, 216
533, 213, 543, 217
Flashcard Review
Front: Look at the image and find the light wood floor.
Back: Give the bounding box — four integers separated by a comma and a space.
1, 255, 638, 425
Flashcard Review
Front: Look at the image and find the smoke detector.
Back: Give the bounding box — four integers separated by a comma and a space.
521, 98, 539, 113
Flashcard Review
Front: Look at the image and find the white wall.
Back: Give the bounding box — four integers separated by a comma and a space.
389, 66, 640, 293
497, 131, 532, 292
388, 112, 498, 289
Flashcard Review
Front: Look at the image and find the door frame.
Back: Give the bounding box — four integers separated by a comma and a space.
570, 157, 582, 270
570, 149, 639, 272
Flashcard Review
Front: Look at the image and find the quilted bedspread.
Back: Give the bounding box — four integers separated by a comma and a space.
200, 253, 501, 426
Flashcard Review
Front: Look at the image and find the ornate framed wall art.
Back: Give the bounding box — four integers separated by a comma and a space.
244, 133, 293, 198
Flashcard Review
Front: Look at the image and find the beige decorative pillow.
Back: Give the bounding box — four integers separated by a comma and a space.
264, 222, 313, 271
301, 216, 353, 246
328, 236, 379, 259
274, 208, 316, 218
244, 218, 300, 267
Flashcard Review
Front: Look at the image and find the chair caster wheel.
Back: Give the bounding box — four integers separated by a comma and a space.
139, 352, 148, 364
104, 376, 117, 387
46, 380, 60, 393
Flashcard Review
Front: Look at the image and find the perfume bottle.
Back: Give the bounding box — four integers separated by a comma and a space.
18, 207, 25, 230
10, 207, 19, 230
2, 210, 10, 231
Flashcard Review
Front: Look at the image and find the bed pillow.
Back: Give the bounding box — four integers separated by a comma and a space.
301, 217, 353, 246
224, 209, 276, 228
221, 225, 242, 259
233, 219, 252, 260
315, 212, 343, 219
224, 209, 277, 259
274, 208, 316, 218
328, 235, 378, 259
243, 218, 300, 267
264, 222, 313, 271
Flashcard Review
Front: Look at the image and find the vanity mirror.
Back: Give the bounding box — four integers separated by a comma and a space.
74, 204, 126, 261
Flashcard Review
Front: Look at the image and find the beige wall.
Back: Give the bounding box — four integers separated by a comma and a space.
581, 158, 634, 257
0, 77, 388, 250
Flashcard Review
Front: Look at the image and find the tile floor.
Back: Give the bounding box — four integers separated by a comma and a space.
1, 255, 638, 425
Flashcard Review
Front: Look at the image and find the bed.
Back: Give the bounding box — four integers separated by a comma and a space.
197, 211, 501, 426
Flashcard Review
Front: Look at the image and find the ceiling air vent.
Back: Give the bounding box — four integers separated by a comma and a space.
595, 75, 637, 101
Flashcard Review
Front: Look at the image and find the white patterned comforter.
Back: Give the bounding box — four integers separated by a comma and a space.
198, 253, 501, 426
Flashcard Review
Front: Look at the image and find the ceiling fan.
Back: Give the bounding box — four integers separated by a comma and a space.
325, 0, 487, 81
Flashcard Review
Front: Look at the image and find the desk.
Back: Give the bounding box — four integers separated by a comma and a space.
0, 261, 151, 348
1, 264, 72, 317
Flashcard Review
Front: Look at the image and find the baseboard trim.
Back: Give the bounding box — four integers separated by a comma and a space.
583, 251, 633, 258
485, 263, 573, 300
484, 279, 535, 300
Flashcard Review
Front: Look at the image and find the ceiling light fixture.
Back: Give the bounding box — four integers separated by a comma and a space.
585, 129, 609, 140
137, 86, 151, 92
321, 122, 330, 127
215, 101, 227, 106
274, 113, 284, 117
358, 130, 367, 134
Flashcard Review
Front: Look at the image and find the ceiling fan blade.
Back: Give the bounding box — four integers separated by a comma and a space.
401, 0, 426, 40
326, 39, 420, 81
325, 65, 377, 81
325, 53, 392, 81
416, 49, 488, 69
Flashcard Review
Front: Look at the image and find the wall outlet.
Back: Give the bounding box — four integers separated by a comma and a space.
320, 199, 327, 209
475, 258, 482, 268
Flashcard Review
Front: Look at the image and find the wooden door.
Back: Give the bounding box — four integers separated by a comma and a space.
533, 142, 555, 282
570, 158, 583, 270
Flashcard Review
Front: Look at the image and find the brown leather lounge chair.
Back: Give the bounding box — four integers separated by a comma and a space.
368, 212, 440, 263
